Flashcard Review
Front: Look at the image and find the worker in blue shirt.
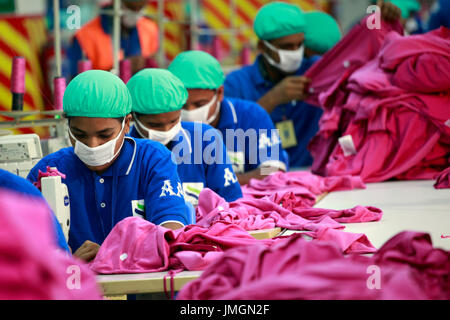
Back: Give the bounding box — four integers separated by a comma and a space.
27, 70, 189, 262
168, 50, 288, 186
224, 2, 324, 169
427, 0, 450, 31
67, 0, 159, 78
0, 168, 69, 253
127, 68, 243, 206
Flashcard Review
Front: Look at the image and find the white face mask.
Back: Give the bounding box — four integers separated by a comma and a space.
263, 41, 304, 73
121, 7, 144, 28
69, 119, 126, 167
180, 94, 220, 124
134, 115, 182, 146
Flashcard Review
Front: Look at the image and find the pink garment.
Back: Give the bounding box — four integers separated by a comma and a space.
197, 188, 380, 254
434, 167, 450, 189
304, 16, 403, 107
90, 217, 271, 274
0, 189, 102, 300
177, 231, 449, 300
309, 27, 450, 181
32, 166, 66, 191
241, 170, 366, 202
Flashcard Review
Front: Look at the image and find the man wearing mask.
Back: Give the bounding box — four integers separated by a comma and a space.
169, 51, 288, 186
27, 70, 189, 262
224, 2, 323, 169
127, 68, 243, 206
67, 0, 158, 78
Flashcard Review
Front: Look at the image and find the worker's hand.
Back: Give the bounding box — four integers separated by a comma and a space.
73, 240, 100, 262
377, 0, 402, 22
272, 76, 311, 104
161, 221, 184, 231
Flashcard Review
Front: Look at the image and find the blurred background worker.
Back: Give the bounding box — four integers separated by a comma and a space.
27, 70, 189, 262
67, 0, 159, 78
127, 68, 242, 206
303, 11, 342, 58
224, 2, 324, 169
169, 51, 288, 186
427, 0, 450, 30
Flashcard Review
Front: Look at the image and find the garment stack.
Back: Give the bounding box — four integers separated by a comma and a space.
306, 20, 450, 182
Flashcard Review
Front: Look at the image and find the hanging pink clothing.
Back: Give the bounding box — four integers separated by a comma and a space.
241, 170, 366, 203
0, 189, 102, 300
177, 231, 449, 300
304, 16, 403, 107
434, 167, 450, 189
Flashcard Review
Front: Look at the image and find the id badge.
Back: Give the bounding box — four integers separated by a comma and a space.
276, 120, 298, 149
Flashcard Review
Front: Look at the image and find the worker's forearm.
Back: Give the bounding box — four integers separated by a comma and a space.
161, 221, 185, 230
237, 166, 282, 186
257, 90, 280, 114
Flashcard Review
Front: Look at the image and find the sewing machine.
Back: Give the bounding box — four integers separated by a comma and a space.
41, 173, 71, 243
0, 134, 43, 178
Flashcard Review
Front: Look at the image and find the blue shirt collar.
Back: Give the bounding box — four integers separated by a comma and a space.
99, 137, 137, 177
216, 98, 238, 131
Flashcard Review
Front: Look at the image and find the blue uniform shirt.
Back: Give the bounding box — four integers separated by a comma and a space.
224, 55, 323, 168
27, 137, 189, 252
0, 168, 70, 253
67, 13, 143, 78
215, 98, 288, 174
129, 122, 243, 205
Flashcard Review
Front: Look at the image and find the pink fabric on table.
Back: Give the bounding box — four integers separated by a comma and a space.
89, 216, 171, 274
177, 231, 449, 300
304, 16, 403, 107
90, 217, 271, 274
196, 189, 379, 254
434, 167, 450, 189
0, 189, 102, 300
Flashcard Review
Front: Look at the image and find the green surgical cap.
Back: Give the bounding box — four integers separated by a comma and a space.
254, 2, 305, 41
127, 68, 187, 115
390, 0, 421, 19
168, 51, 224, 90
63, 70, 131, 118
304, 11, 342, 54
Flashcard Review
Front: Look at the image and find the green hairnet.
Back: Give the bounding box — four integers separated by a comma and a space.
127, 68, 188, 115
254, 2, 305, 41
390, 0, 421, 19
168, 51, 224, 90
304, 11, 342, 54
63, 70, 131, 118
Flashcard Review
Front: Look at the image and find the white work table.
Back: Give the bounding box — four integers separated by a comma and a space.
313, 180, 450, 251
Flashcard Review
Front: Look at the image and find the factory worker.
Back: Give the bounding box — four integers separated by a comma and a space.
67, 0, 158, 78
127, 68, 243, 206
303, 11, 342, 58
389, 0, 422, 34
27, 70, 189, 262
0, 168, 69, 253
223, 2, 323, 169
168, 51, 288, 186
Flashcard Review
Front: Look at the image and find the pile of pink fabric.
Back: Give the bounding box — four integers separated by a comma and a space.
434, 167, 450, 189
0, 189, 102, 300
90, 217, 273, 274
177, 231, 450, 300
306, 23, 450, 182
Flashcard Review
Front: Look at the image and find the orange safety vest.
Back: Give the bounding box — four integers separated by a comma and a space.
74, 16, 159, 71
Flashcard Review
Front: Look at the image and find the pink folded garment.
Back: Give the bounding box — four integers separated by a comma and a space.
177, 231, 449, 300
0, 188, 102, 300
434, 167, 450, 189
